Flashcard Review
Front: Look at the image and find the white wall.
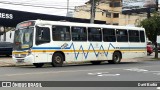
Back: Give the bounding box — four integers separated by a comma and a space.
0, 31, 14, 42
157, 36, 160, 43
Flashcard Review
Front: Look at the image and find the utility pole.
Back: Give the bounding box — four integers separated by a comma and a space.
155, 0, 159, 58
67, 0, 69, 15
156, 0, 159, 11
90, 0, 95, 23
147, 7, 151, 18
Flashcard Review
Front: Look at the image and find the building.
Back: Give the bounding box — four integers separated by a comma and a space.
0, 8, 105, 42
73, 0, 147, 26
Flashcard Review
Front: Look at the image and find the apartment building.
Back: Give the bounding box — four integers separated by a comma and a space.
73, 0, 147, 26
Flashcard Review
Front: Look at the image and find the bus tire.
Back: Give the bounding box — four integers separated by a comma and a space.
51, 53, 64, 67
33, 63, 44, 68
108, 52, 121, 64
91, 61, 101, 65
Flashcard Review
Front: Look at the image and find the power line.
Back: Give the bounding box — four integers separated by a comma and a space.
15, 1, 77, 7
0, 0, 86, 7
0, 1, 75, 10
0, 0, 105, 13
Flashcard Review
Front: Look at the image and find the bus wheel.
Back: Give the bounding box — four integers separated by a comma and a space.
51, 53, 64, 67
91, 61, 101, 65
33, 63, 44, 68
108, 52, 121, 64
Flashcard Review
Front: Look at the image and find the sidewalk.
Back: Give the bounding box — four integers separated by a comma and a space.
121, 55, 155, 62
0, 57, 15, 67
0, 55, 157, 67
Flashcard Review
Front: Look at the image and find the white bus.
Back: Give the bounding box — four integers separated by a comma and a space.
12, 20, 147, 67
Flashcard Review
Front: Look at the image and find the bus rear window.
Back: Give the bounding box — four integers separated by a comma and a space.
140, 31, 145, 42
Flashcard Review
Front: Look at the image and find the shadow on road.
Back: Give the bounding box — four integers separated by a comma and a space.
16, 61, 140, 69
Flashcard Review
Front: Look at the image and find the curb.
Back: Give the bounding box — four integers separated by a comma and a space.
0, 57, 157, 67
0, 62, 16, 67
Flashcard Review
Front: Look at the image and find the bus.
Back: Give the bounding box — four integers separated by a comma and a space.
12, 20, 147, 67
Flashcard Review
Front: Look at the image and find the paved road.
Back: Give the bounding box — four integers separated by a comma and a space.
0, 60, 160, 81
0, 58, 160, 90
0, 54, 160, 90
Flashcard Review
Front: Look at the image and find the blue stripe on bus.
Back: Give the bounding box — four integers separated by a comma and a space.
32, 47, 62, 49
120, 47, 146, 49
32, 46, 145, 50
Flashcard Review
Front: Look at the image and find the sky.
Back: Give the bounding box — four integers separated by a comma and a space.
0, 0, 159, 16
0, 0, 89, 16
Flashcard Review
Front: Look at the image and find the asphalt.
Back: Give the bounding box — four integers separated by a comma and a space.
0, 54, 157, 67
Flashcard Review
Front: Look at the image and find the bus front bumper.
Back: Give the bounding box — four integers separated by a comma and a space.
12, 54, 34, 65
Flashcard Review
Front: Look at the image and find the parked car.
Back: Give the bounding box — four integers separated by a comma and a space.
0, 42, 13, 56
147, 45, 153, 55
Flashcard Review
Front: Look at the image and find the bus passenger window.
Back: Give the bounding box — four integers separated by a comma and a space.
36, 27, 50, 45
129, 30, 140, 42
88, 28, 102, 41
103, 28, 116, 42
71, 27, 87, 41
52, 26, 71, 41
116, 29, 128, 42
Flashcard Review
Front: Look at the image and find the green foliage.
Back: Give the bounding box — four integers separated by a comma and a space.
140, 12, 160, 42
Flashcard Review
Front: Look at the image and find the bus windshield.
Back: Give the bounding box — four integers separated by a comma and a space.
13, 27, 34, 50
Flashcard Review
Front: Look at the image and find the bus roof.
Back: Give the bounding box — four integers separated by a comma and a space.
20, 20, 145, 30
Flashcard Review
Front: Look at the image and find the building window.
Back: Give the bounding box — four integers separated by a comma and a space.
113, 13, 119, 18
114, 2, 121, 7
106, 12, 111, 17
109, 2, 121, 7
102, 12, 105, 16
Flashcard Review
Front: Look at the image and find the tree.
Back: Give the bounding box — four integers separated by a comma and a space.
140, 12, 160, 58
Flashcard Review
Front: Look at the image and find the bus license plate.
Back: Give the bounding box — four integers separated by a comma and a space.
17, 59, 24, 63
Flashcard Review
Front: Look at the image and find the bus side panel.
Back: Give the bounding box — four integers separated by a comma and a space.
83, 42, 98, 61
129, 42, 147, 58
115, 42, 130, 59
33, 43, 51, 63
103, 42, 116, 60
49, 41, 75, 63
97, 42, 107, 60
69, 42, 98, 62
